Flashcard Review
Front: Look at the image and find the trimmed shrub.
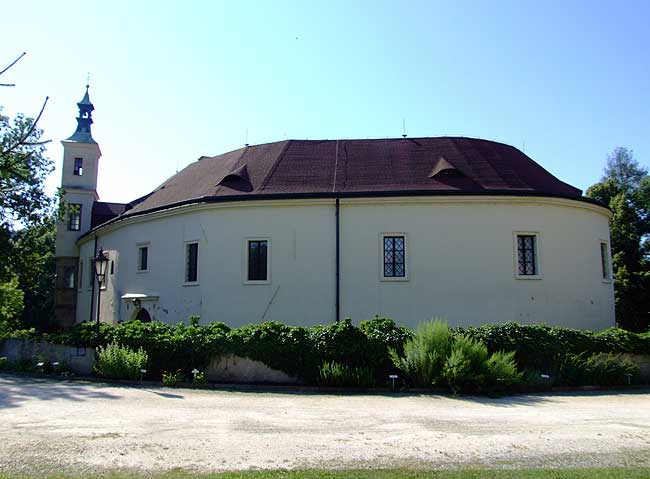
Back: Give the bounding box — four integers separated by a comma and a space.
94, 343, 149, 380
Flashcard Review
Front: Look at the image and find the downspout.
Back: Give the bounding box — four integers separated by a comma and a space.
89, 234, 97, 323
335, 197, 340, 323
333, 140, 340, 323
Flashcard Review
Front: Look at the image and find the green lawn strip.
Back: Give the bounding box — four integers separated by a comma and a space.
2, 468, 650, 479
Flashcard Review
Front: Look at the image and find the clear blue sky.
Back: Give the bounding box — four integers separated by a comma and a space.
2, 0, 649, 203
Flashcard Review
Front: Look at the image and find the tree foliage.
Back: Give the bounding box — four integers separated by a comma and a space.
0, 53, 55, 332
586, 147, 650, 332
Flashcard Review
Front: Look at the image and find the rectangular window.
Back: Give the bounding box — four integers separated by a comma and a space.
73, 157, 83, 176
67, 204, 82, 231
516, 234, 537, 276
383, 235, 406, 278
78, 260, 83, 291
63, 266, 75, 289
138, 246, 148, 272
110, 260, 115, 275
185, 242, 198, 283
247, 240, 268, 281
600, 242, 610, 280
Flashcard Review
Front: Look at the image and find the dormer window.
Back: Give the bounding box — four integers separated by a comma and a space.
74, 158, 83, 176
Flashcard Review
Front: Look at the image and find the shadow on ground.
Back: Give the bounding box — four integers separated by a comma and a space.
0, 373, 120, 409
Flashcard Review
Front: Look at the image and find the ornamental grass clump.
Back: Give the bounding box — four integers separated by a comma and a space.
391, 319, 522, 394
94, 343, 149, 380
389, 318, 452, 388
318, 361, 374, 388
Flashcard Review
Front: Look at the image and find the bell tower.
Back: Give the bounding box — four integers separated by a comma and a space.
54, 85, 102, 329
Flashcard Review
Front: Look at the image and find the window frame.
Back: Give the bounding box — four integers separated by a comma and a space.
379, 233, 409, 282
67, 204, 82, 231
183, 241, 199, 285
243, 237, 271, 285
513, 231, 542, 280
600, 240, 612, 283
136, 243, 149, 273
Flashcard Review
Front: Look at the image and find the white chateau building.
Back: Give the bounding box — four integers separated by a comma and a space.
55, 88, 615, 331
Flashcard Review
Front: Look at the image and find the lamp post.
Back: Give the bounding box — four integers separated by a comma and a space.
93, 249, 109, 342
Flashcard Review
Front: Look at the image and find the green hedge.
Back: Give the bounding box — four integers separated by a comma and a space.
461, 322, 650, 374
5, 319, 648, 386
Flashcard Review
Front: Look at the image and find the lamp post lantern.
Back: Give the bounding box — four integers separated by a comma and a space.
93, 249, 109, 341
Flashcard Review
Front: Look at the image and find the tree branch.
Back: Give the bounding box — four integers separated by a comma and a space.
0, 96, 48, 157
0, 52, 26, 77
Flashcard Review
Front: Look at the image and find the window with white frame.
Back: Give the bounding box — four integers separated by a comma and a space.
245, 239, 269, 283
515, 233, 539, 277
600, 241, 611, 281
185, 242, 198, 283
137, 245, 149, 272
381, 234, 407, 280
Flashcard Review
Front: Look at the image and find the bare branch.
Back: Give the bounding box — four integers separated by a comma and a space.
0, 96, 49, 157
0, 52, 27, 77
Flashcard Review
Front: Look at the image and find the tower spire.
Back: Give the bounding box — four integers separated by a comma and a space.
66, 84, 96, 143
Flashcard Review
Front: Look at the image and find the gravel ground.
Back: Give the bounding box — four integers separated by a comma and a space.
1, 374, 649, 476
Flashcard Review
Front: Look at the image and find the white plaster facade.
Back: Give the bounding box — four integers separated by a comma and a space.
76, 195, 615, 331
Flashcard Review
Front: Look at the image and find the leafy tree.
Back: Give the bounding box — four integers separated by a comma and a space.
10, 216, 56, 329
586, 148, 650, 332
0, 53, 54, 332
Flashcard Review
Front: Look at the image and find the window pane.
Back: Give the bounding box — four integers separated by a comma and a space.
517, 235, 537, 275
68, 204, 82, 231
248, 240, 267, 281
383, 235, 405, 278
139, 247, 148, 271
601, 243, 609, 279
186, 243, 198, 282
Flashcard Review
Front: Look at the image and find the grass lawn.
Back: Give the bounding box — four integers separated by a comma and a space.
2, 469, 649, 479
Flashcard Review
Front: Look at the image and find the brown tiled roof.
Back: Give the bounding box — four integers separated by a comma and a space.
123, 137, 582, 217
91, 202, 128, 228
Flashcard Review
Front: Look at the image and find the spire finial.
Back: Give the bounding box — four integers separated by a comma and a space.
86, 72, 90, 89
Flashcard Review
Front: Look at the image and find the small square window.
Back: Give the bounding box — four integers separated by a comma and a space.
73, 157, 83, 176
514, 232, 541, 279
185, 242, 198, 283
138, 246, 148, 272
67, 204, 82, 231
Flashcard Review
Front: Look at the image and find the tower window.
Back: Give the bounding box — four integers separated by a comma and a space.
600, 241, 611, 281
67, 204, 82, 231
74, 157, 83, 176
63, 266, 75, 289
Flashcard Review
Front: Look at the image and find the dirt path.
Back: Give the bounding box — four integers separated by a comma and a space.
1, 374, 649, 475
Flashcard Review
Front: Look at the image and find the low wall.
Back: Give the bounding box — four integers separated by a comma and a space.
0, 339, 95, 376
206, 354, 300, 384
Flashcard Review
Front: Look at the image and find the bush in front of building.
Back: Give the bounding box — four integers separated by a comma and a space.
390, 319, 523, 394
9, 316, 648, 391
94, 343, 149, 381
